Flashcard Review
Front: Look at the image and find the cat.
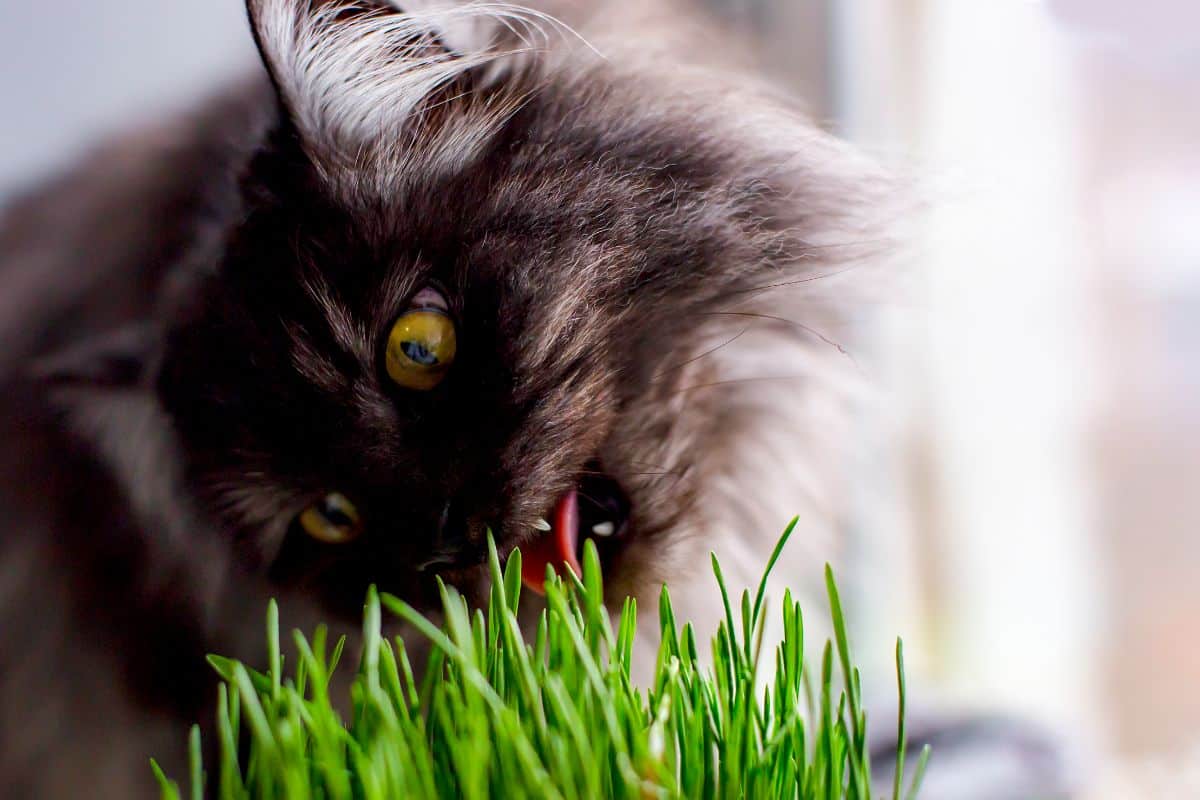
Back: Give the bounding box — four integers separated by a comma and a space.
0, 1, 1066, 797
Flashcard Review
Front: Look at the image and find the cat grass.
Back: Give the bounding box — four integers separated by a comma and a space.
152, 519, 928, 799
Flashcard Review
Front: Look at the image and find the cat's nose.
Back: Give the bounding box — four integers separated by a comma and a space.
428, 500, 491, 568
436, 500, 471, 543
415, 501, 483, 573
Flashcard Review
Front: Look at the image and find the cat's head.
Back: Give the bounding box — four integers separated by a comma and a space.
148, 0, 892, 619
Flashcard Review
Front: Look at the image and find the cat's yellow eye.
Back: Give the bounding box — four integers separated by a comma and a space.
385, 307, 457, 391
297, 492, 363, 544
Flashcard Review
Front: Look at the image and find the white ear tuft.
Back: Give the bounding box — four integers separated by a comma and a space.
246, 1, 558, 160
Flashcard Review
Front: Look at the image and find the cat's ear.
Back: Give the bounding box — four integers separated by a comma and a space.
245, 0, 546, 159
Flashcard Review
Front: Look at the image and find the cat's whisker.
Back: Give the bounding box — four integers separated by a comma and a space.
700, 310, 859, 368
665, 374, 811, 398
626, 459, 691, 477
652, 327, 749, 382
415, 552, 459, 572
727, 261, 868, 299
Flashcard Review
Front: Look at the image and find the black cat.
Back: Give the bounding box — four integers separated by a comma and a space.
0, 2, 1065, 796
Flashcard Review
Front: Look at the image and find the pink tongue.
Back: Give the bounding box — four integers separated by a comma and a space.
520, 488, 581, 594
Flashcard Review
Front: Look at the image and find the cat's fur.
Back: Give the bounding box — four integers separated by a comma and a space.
0, 2, 1064, 797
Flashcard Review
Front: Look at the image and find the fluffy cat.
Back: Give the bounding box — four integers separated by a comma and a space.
0, 1, 1064, 797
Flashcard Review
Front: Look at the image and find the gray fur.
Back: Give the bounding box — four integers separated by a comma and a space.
0, 2, 1065, 797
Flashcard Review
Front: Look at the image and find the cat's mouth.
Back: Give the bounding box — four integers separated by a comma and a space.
520, 464, 631, 594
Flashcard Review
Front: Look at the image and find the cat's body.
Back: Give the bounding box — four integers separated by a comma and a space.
0, 2, 1065, 797
0, 82, 286, 797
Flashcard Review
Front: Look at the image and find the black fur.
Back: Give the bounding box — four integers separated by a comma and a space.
0, 3, 1066, 798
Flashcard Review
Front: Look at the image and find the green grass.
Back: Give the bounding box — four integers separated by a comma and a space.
153, 519, 928, 799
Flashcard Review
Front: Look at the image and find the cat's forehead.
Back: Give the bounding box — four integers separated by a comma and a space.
280, 92, 716, 288
294, 55, 741, 233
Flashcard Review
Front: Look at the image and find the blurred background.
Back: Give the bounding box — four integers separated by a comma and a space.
2, 0, 1196, 795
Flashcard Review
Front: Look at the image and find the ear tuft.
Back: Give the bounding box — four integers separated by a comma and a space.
246, 1, 558, 165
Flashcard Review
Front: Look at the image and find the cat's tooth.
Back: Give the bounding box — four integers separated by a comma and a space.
591, 521, 615, 537
533, 517, 552, 532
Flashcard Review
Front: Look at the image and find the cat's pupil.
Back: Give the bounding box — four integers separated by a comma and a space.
402, 340, 438, 366
320, 503, 354, 528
